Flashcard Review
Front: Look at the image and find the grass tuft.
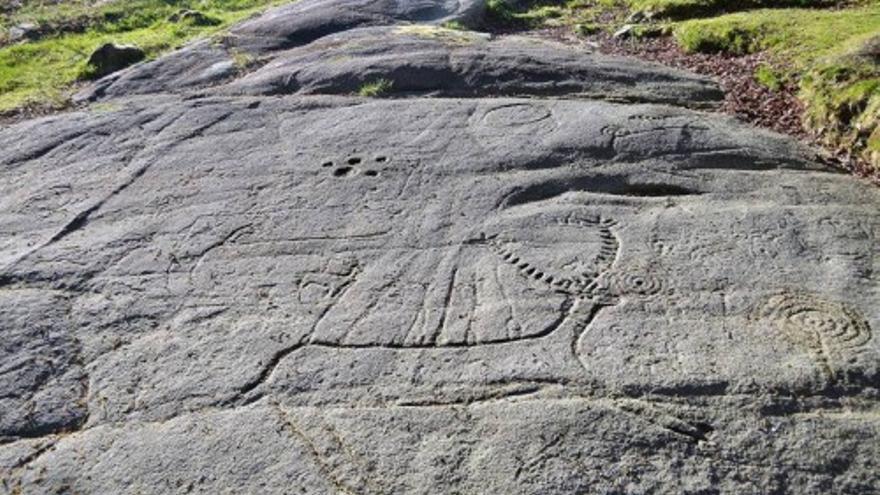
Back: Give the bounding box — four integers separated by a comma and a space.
394, 24, 482, 44
357, 78, 394, 97
673, 6, 880, 64
754, 64, 784, 91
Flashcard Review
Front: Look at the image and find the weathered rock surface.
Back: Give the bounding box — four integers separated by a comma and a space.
2, 0, 880, 493
215, 26, 722, 105
75, 0, 490, 102
75, 1, 721, 106
232, 0, 487, 50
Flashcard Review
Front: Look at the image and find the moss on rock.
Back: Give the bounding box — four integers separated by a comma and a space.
670, 6, 880, 171
802, 51, 880, 168
627, 0, 834, 20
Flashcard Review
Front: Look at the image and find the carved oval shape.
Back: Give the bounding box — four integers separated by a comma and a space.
486, 211, 619, 294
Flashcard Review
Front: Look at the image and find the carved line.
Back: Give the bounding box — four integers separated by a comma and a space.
754, 293, 873, 380
610, 399, 713, 444
487, 215, 620, 297
274, 404, 363, 495
237, 213, 649, 400
627, 114, 675, 122
480, 103, 553, 127
488, 214, 663, 305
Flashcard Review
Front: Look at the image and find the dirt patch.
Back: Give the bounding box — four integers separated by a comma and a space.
0, 94, 77, 127
526, 26, 879, 184
602, 36, 806, 138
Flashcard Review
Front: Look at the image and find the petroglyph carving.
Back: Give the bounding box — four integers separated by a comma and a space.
754, 293, 873, 379
305, 207, 663, 348
600, 124, 631, 138
277, 407, 369, 495
582, 271, 663, 303
627, 114, 677, 122
487, 211, 661, 304
308, 247, 571, 347
488, 214, 618, 294
322, 154, 387, 178
298, 257, 360, 304
481, 103, 553, 128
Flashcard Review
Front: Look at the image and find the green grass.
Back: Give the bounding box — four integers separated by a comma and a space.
484, 0, 614, 30
754, 63, 784, 90
440, 20, 468, 30
673, 5, 880, 168
574, 22, 602, 35
357, 78, 394, 97
673, 5, 880, 64
486, 0, 844, 29
484, 0, 880, 171
802, 56, 880, 162
0, 0, 287, 113
626, 0, 835, 20
394, 24, 483, 44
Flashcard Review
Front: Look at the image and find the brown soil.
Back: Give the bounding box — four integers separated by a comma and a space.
0, 97, 77, 127
525, 26, 879, 184
602, 36, 807, 138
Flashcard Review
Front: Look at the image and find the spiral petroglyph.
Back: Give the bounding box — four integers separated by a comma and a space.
754, 293, 873, 379
582, 271, 664, 302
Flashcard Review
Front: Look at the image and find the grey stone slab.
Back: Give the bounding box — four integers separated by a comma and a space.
1, 98, 878, 494
0, 290, 87, 441
2, 1, 880, 490
4, 399, 880, 493
75, 7, 722, 108
215, 26, 722, 106
229, 0, 487, 52
75, 0, 491, 102
10, 406, 337, 494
